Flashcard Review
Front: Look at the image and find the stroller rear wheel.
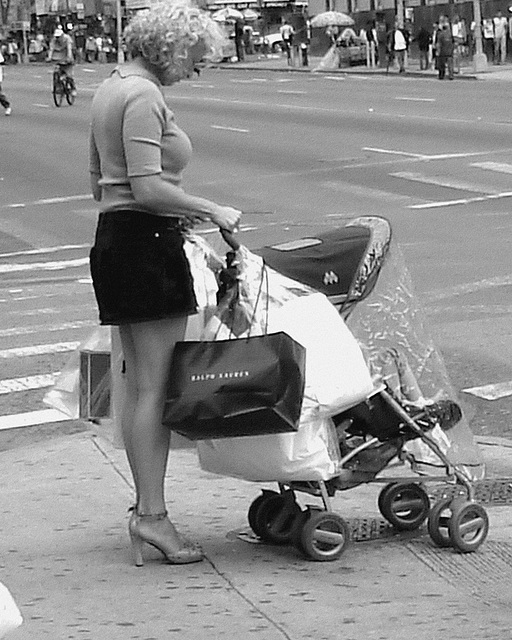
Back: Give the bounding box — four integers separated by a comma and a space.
249, 491, 302, 544
248, 490, 279, 537
298, 510, 350, 562
378, 483, 430, 531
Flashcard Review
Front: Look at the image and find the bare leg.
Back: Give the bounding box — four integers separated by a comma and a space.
119, 316, 187, 516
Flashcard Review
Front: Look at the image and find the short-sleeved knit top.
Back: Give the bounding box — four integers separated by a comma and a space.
89, 65, 193, 214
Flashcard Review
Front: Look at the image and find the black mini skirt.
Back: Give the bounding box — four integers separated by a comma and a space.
89, 210, 198, 326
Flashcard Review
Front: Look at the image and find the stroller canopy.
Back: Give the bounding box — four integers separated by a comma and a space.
257, 217, 391, 311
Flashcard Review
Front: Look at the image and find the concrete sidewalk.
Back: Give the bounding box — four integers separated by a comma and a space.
215, 52, 512, 81
2, 423, 512, 640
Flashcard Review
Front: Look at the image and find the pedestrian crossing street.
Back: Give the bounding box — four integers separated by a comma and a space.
2, 156, 512, 430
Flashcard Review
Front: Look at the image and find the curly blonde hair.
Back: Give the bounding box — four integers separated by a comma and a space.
124, 0, 227, 70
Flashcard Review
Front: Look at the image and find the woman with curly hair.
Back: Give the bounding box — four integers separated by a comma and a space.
89, 0, 241, 566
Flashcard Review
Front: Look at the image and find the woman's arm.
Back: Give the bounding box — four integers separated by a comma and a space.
89, 130, 102, 202
130, 174, 240, 231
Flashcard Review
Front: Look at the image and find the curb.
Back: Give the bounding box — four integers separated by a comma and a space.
214, 61, 480, 80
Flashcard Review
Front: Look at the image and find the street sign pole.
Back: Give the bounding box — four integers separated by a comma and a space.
116, 0, 125, 63
472, 0, 487, 72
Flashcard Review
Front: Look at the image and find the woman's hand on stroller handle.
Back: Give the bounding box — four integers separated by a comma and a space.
211, 205, 241, 233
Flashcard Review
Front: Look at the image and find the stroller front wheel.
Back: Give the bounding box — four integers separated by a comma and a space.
427, 497, 454, 547
298, 511, 350, 562
448, 501, 489, 553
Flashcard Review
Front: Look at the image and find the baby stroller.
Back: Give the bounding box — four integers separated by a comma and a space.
197, 217, 489, 561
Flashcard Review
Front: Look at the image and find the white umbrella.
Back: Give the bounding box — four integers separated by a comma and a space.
242, 8, 259, 21
310, 11, 354, 28
212, 7, 244, 22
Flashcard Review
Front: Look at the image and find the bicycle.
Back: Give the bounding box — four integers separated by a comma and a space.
52, 64, 75, 107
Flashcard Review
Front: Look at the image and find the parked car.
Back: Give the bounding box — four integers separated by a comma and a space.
254, 32, 284, 53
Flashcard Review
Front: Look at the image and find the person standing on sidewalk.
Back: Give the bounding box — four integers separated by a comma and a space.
415, 26, 432, 70
436, 22, 454, 80
88, 0, 241, 567
0, 48, 12, 116
493, 11, 508, 65
280, 20, 295, 64
388, 21, 409, 73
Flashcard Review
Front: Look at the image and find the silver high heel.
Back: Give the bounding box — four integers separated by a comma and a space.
128, 510, 204, 567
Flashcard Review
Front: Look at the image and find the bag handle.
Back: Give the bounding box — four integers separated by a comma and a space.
247, 262, 269, 336
215, 232, 269, 339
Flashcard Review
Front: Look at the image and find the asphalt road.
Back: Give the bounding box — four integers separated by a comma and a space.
1, 62, 512, 438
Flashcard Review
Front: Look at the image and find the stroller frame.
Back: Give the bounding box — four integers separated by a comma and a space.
248, 386, 488, 562
245, 217, 489, 561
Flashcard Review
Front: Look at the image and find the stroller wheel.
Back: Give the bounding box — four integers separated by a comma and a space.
378, 483, 430, 531
448, 501, 489, 553
377, 482, 398, 515
252, 493, 302, 544
427, 497, 454, 547
248, 490, 279, 537
291, 509, 311, 554
299, 511, 350, 562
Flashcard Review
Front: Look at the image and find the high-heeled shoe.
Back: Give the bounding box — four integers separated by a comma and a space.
128, 510, 204, 567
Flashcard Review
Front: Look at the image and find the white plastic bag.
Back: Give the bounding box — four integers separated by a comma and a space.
0, 583, 22, 639
198, 416, 341, 482
269, 293, 375, 420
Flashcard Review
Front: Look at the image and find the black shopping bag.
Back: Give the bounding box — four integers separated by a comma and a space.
163, 332, 306, 440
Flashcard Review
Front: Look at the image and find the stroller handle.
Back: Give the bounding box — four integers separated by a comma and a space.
220, 227, 241, 251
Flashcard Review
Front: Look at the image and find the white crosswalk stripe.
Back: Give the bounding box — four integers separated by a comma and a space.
390, 171, 500, 194
0, 373, 61, 395
0, 245, 96, 428
0, 342, 80, 359
470, 162, 512, 174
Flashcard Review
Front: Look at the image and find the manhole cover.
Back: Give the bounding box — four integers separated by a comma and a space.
429, 478, 512, 505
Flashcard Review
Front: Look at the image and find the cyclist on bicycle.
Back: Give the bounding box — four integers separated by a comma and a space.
47, 27, 76, 96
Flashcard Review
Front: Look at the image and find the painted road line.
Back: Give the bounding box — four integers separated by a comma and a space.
391, 171, 500, 194
277, 90, 308, 95
211, 125, 250, 133
0, 342, 80, 359
408, 191, 512, 210
3, 194, 91, 209
470, 161, 512, 174
0, 320, 96, 338
322, 181, 413, 203
230, 78, 268, 83
363, 147, 424, 158
395, 97, 436, 102
0, 373, 61, 395
419, 273, 512, 303
32, 103, 50, 108
463, 381, 512, 401
364, 147, 497, 161
0, 257, 89, 274
0, 244, 89, 259
0, 409, 71, 431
